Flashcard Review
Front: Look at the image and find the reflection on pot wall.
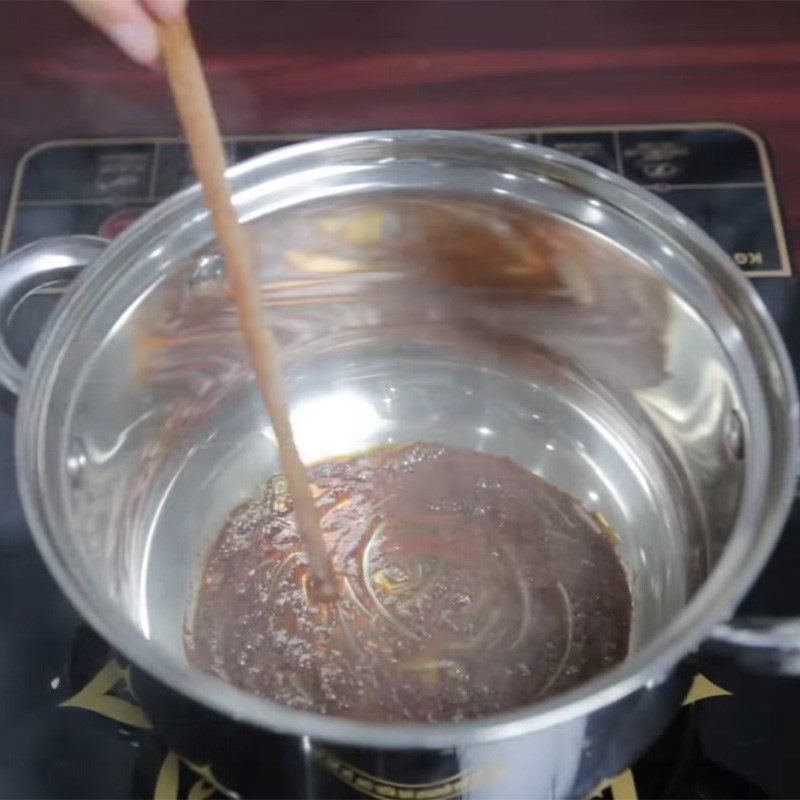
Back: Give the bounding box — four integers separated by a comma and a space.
66, 195, 737, 662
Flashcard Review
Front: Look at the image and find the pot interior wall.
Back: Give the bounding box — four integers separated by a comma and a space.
46, 142, 752, 705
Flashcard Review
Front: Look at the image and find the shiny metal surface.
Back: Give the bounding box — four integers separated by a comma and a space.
707, 617, 800, 674
0, 235, 108, 394
2, 131, 798, 795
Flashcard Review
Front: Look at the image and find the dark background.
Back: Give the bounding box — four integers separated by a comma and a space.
0, 0, 800, 269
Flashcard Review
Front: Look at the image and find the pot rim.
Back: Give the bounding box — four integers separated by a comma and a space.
15, 129, 799, 748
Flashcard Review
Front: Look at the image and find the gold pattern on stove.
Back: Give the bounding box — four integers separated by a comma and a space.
154, 751, 180, 800
181, 760, 236, 799
59, 659, 732, 800
590, 769, 638, 800
154, 751, 235, 800
59, 658, 152, 729
682, 674, 732, 705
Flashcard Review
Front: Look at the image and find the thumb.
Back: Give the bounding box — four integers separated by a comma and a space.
68, 0, 184, 66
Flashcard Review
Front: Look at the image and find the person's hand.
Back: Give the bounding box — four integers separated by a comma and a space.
67, 0, 187, 66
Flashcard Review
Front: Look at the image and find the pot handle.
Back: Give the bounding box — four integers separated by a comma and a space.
705, 618, 800, 674
0, 235, 109, 395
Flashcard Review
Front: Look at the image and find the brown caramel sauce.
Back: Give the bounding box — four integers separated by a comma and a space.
186, 443, 631, 723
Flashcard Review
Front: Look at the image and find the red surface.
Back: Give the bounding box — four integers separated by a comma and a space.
2, 0, 800, 262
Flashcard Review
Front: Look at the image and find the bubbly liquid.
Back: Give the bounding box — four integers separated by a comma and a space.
186, 443, 631, 722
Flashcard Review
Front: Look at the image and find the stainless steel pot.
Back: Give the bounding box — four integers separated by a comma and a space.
0, 130, 798, 799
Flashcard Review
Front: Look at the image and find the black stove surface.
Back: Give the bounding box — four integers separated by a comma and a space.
0, 124, 798, 800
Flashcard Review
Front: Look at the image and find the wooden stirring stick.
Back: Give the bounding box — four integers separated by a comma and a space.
157, 15, 338, 600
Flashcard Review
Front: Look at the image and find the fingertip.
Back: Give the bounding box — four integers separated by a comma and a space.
143, 0, 188, 22
68, 0, 163, 67
107, 22, 160, 67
